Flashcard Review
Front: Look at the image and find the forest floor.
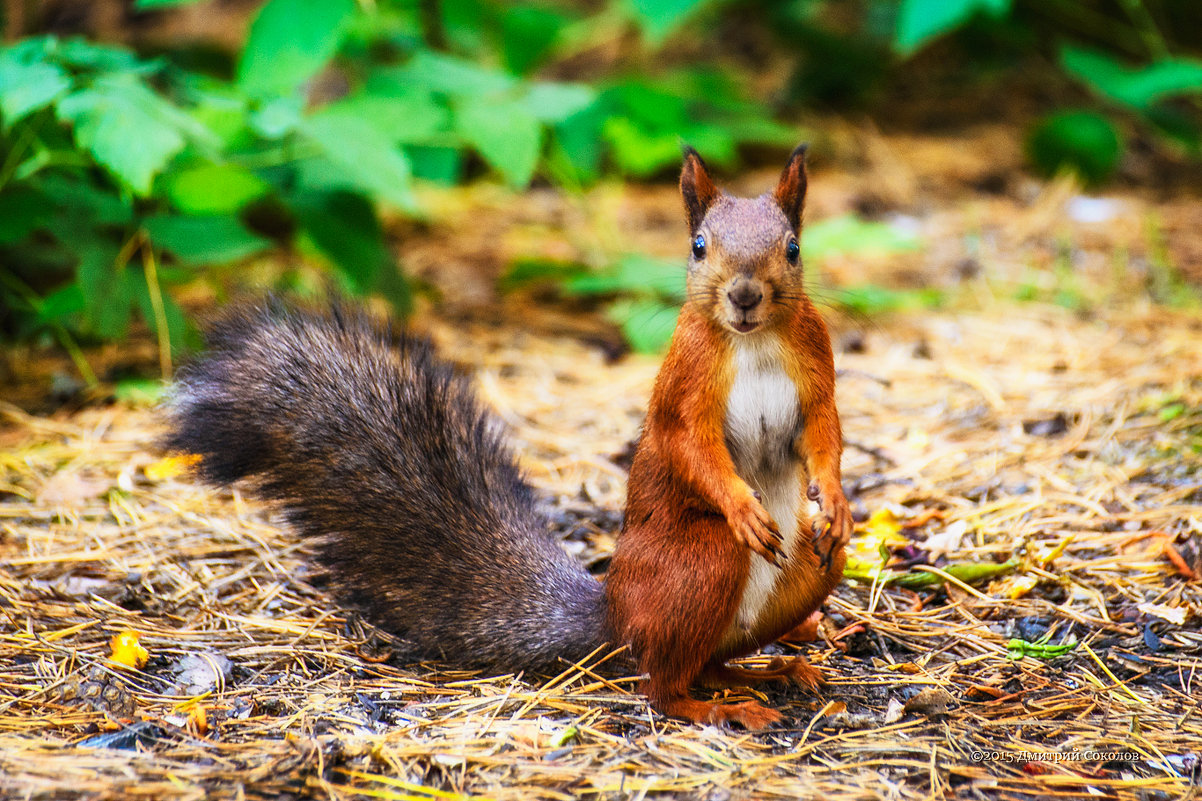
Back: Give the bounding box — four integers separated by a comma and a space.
1, 121, 1201, 800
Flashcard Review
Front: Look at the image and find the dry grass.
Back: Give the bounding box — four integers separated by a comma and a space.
1, 295, 1200, 800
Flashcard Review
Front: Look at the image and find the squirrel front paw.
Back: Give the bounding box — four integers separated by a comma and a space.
808, 480, 851, 570
727, 490, 784, 566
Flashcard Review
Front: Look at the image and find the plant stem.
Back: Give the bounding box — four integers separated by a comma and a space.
140, 237, 173, 380
1115, 0, 1170, 59
0, 269, 99, 388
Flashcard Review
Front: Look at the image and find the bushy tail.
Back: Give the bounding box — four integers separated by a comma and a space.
164, 301, 608, 672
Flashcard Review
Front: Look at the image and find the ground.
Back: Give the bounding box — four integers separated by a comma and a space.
1, 122, 1201, 800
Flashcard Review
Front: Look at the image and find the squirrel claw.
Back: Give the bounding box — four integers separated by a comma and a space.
808, 481, 852, 570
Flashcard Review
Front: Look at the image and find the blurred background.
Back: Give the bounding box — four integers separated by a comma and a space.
0, 0, 1199, 407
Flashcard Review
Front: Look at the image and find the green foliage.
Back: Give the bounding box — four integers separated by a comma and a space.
889, 0, 1202, 169
894, 0, 1011, 56
802, 215, 922, 261
0, 0, 811, 374
567, 255, 685, 354
1026, 111, 1123, 185
236, 0, 357, 97
628, 0, 714, 44
1060, 45, 1202, 111
1060, 45, 1202, 152
836, 285, 945, 317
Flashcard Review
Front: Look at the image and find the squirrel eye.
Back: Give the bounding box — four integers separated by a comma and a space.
785, 237, 800, 264
692, 234, 707, 260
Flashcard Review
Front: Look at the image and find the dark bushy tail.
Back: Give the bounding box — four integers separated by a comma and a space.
164, 301, 608, 672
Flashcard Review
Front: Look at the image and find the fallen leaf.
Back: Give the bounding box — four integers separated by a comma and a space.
1006, 575, 1039, 599
109, 630, 149, 670
187, 705, 209, 736
170, 653, 233, 695
924, 519, 969, 557
145, 454, 202, 483
846, 507, 910, 571
1136, 602, 1187, 625
903, 688, 953, 717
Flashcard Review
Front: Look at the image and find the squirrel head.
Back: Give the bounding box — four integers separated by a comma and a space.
679, 144, 808, 336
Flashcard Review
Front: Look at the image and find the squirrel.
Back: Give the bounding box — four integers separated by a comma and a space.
164, 144, 851, 730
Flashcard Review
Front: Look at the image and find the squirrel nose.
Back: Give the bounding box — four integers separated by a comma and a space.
727, 282, 763, 312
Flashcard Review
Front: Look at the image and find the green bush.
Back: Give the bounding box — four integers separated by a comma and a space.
0, 0, 800, 371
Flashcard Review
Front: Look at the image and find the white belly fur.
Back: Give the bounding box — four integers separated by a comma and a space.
724, 334, 805, 634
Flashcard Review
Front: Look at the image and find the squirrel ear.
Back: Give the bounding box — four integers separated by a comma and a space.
680, 145, 720, 232
774, 143, 809, 231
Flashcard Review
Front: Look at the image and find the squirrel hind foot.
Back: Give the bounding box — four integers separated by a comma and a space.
699, 655, 824, 693
656, 696, 782, 730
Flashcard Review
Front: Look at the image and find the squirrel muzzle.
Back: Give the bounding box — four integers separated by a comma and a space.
724, 276, 768, 333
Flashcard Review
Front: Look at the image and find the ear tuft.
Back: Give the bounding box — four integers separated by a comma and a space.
680, 145, 720, 233
774, 143, 808, 231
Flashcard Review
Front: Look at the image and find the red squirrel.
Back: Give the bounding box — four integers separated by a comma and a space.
606, 145, 851, 728
165, 145, 850, 730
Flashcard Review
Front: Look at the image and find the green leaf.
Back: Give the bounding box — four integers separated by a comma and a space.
406, 146, 462, 184
522, 82, 596, 123
607, 297, 679, 353
237, 0, 356, 97
628, 0, 712, 44
0, 185, 54, 243
320, 89, 449, 144
113, 378, 168, 405
56, 79, 194, 194
52, 38, 146, 72
0, 58, 71, 125
165, 164, 269, 214
37, 284, 86, 328
177, 74, 254, 146
1061, 45, 1202, 110
501, 258, 590, 291
293, 190, 391, 293
144, 214, 272, 264
75, 242, 132, 339
895, 0, 1011, 56
551, 105, 606, 183
566, 254, 685, 300
605, 81, 688, 129
38, 173, 133, 225
603, 116, 688, 177
301, 109, 416, 209
835, 285, 945, 316
455, 99, 542, 188
372, 52, 515, 97
1144, 105, 1201, 152
501, 5, 568, 75
1159, 402, 1186, 422
250, 95, 303, 138
804, 215, 922, 261
1026, 110, 1122, 186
